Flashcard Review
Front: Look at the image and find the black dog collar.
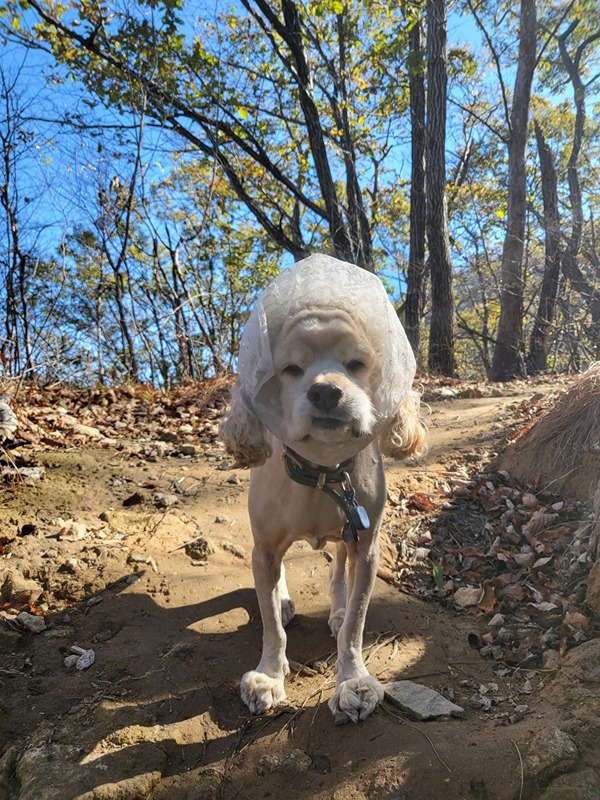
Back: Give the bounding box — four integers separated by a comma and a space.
282, 447, 371, 542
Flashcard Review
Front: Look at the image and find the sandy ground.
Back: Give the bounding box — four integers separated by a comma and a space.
0, 386, 595, 800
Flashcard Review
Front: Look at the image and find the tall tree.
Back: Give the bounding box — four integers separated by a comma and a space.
526, 119, 561, 373
556, 18, 600, 358
489, 0, 537, 381
426, 0, 456, 376
405, 13, 427, 359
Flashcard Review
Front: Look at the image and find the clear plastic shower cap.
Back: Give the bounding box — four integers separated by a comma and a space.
237, 253, 416, 464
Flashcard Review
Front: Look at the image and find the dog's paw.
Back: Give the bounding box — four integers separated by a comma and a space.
328, 675, 384, 725
328, 608, 345, 637
241, 671, 287, 714
281, 597, 296, 627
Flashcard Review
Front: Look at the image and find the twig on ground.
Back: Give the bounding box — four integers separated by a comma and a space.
511, 738, 524, 800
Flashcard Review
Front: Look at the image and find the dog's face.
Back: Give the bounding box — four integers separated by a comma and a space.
272, 308, 378, 449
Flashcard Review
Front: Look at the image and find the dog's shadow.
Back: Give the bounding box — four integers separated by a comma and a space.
9, 575, 344, 797
8, 568, 475, 800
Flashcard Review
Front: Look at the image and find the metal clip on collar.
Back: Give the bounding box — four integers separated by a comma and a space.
282, 448, 371, 542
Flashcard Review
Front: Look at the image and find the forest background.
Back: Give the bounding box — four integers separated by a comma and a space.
0, 0, 598, 388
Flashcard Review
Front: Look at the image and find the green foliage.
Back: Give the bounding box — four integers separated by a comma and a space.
0, 0, 599, 383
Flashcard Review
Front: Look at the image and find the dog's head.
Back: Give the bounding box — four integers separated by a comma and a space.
273, 307, 378, 449
220, 255, 426, 467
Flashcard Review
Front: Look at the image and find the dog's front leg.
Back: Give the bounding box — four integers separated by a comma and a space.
328, 534, 383, 724
241, 545, 290, 714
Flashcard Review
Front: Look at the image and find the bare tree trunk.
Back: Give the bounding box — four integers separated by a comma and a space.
0, 146, 33, 376
489, 0, 537, 382
527, 120, 561, 374
557, 21, 600, 359
405, 15, 427, 359
426, 0, 456, 376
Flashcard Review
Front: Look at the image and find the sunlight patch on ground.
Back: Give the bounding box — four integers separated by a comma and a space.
188, 605, 252, 634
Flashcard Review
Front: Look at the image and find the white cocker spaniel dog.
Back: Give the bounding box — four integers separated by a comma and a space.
220, 254, 426, 724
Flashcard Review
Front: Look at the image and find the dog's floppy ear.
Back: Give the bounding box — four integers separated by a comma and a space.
219, 385, 271, 469
379, 389, 428, 460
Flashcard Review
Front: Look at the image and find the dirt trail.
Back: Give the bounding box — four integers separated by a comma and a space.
0, 387, 582, 800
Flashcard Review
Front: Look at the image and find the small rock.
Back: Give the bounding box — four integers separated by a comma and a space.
509, 704, 529, 724
157, 429, 178, 443
16, 612, 46, 634
64, 654, 79, 668
185, 536, 215, 560
222, 542, 245, 559
153, 492, 178, 509
1, 570, 43, 604
542, 650, 560, 671
56, 519, 89, 540
453, 586, 483, 608
92, 629, 114, 643
525, 727, 580, 784
128, 552, 150, 564
226, 475, 241, 485
1, 466, 45, 483
44, 626, 74, 640
178, 443, 197, 456
281, 749, 312, 774
69, 645, 95, 670
258, 755, 282, 775
59, 558, 79, 574
383, 681, 466, 720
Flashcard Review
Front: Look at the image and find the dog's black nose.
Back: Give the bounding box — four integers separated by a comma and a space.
307, 383, 342, 412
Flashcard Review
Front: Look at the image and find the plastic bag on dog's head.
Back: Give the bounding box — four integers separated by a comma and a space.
236, 253, 416, 465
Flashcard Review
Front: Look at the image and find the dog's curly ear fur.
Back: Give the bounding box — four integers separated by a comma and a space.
379, 389, 428, 460
219, 385, 271, 469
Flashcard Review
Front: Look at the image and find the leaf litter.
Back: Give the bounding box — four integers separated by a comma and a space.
387, 457, 598, 678
383, 377, 600, 722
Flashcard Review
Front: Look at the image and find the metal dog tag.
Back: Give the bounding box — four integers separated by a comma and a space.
349, 504, 370, 531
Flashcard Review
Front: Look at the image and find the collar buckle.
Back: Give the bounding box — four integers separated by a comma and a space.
282, 447, 370, 542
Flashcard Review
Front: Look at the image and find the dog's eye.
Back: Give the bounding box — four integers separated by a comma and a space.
282, 364, 304, 378
345, 359, 366, 372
